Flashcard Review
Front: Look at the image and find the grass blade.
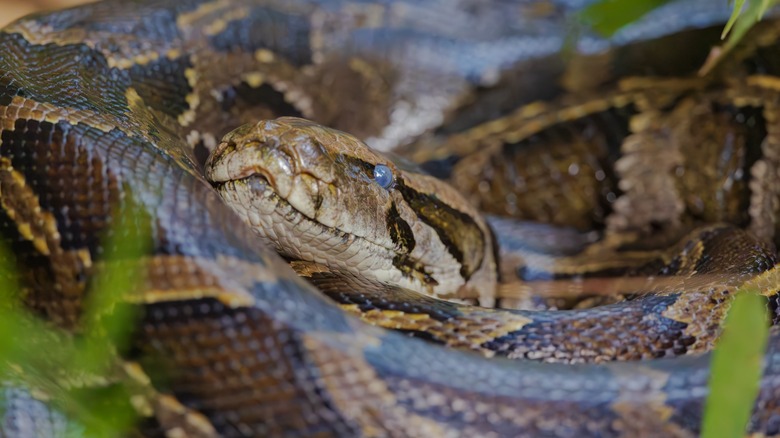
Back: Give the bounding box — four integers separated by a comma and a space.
702, 293, 769, 438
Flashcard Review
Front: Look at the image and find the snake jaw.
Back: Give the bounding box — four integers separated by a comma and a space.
214, 171, 440, 294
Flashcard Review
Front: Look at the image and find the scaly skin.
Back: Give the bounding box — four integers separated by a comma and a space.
0, 0, 779, 436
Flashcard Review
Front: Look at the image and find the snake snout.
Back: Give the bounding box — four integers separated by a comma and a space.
207, 135, 299, 198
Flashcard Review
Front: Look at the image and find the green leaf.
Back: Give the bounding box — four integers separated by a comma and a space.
720, 0, 770, 47
722, 0, 747, 38
702, 293, 769, 438
579, 0, 675, 37
700, 0, 779, 74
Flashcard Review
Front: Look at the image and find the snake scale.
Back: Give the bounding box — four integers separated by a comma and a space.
2, 0, 780, 436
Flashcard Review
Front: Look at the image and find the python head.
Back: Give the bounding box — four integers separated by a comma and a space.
206, 117, 496, 305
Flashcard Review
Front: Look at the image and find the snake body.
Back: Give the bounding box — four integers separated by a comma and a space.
1, 0, 780, 436
205, 116, 776, 364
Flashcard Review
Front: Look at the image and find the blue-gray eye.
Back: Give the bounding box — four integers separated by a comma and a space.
373, 164, 394, 189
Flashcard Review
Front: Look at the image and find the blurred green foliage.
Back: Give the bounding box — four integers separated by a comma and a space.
580, 0, 675, 36
702, 293, 769, 438
0, 206, 150, 436
581, 0, 778, 72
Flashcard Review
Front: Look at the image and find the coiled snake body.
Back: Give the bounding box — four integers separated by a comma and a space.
2, 0, 780, 436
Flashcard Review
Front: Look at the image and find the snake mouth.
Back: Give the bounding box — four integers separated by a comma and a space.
210, 163, 278, 191
214, 172, 438, 287
224, 172, 382, 244
240, 171, 272, 190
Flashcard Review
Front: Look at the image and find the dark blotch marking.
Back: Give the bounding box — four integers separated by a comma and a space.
395, 178, 485, 280
128, 56, 193, 117
221, 82, 303, 117
0, 79, 18, 106
208, 8, 311, 67
386, 203, 415, 253
385, 203, 441, 287
392, 254, 439, 288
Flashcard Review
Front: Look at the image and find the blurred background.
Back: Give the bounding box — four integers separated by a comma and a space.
1, 0, 91, 27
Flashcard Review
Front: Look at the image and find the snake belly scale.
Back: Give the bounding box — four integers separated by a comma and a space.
1, 0, 780, 437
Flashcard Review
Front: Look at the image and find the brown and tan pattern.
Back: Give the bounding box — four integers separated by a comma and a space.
2, 0, 780, 437
211, 119, 776, 363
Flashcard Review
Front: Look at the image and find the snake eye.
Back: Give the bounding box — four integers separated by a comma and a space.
373, 164, 394, 189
